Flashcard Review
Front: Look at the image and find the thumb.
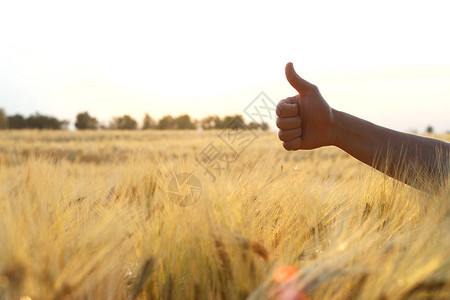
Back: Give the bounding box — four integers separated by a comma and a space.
285, 62, 313, 95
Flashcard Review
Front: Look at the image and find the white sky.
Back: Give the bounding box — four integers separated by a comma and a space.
0, 0, 449, 132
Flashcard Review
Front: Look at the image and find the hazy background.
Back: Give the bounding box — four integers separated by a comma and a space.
1, 0, 449, 132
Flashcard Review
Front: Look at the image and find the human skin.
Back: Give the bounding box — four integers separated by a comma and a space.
276, 62, 449, 191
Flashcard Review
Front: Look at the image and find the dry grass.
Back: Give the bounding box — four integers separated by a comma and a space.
0, 130, 448, 299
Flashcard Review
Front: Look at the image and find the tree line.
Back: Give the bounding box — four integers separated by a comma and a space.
0, 109, 269, 131
0, 110, 69, 130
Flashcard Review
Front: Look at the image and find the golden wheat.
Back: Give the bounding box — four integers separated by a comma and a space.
0, 130, 448, 299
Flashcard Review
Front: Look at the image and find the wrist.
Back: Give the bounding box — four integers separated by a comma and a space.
330, 108, 344, 148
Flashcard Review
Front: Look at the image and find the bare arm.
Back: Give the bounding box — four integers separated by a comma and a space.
332, 109, 449, 191
276, 63, 449, 191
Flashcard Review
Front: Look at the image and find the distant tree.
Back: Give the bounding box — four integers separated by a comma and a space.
200, 115, 222, 130
426, 125, 434, 134
142, 113, 156, 130
0, 108, 7, 129
157, 115, 175, 130
61, 120, 70, 129
26, 113, 68, 129
248, 122, 260, 130
110, 115, 138, 130
174, 114, 196, 129
222, 115, 246, 129
75, 111, 98, 130
260, 121, 269, 131
7, 114, 27, 129
214, 116, 225, 129
247, 121, 269, 131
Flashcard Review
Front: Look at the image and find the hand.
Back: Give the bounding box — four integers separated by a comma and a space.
276, 62, 335, 150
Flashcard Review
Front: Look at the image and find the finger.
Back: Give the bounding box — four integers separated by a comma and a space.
276, 100, 298, 117
285, 62, 314, 94
278, 128, 302, 142
276, 116, 301, 130
283, 137, 302, 151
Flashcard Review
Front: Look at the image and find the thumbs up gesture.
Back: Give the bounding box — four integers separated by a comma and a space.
276, 62, 336, 150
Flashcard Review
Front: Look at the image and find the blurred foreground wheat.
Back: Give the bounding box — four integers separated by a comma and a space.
0, 130, 448, 299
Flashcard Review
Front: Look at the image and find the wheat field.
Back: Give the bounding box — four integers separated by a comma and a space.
0, 130, 448, 299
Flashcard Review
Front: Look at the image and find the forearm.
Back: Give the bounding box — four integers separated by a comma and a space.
331, 109, 449, 191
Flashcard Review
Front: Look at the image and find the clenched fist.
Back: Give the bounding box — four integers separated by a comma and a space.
276, 62, 336, 150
